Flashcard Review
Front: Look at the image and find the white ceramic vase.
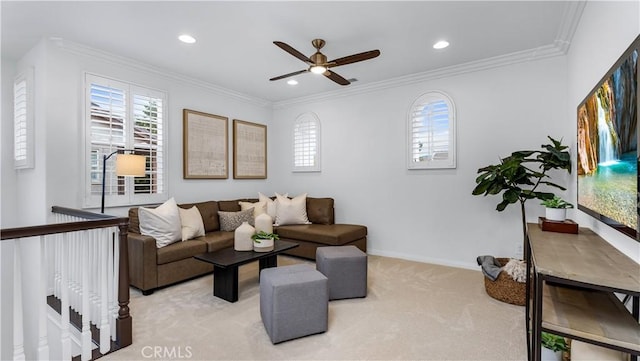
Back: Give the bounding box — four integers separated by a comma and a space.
234, 221, 255, 251
545, 208, 566, 222
253, 237, 274, 252
255, 213, 273, 234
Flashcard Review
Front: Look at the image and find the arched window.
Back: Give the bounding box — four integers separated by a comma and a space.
407, 91, 456, 169
293, 112, 321, 172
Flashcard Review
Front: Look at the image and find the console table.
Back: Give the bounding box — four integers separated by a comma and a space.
526, 224, 640, 361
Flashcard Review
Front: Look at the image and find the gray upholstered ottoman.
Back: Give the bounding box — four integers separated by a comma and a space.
316, 245, 367, 300
259, 264, 328, 344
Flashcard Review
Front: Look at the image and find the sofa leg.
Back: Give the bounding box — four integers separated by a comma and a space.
142, 289, 154, 296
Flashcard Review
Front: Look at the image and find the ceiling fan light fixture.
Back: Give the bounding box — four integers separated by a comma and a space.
433, 40, 449, 49
310, 65, 327, 74
287, 79, 299, 85
178, 34, 196, 44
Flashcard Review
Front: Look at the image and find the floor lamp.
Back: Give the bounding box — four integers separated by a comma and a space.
101, 149, 146, 213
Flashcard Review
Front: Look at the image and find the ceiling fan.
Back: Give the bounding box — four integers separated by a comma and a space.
270, 39, 381, 86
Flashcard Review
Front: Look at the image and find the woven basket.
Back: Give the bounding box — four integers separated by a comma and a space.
483, 258, 526, 306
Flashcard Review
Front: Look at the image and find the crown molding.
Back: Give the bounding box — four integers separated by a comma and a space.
554, 1, 586, 53
50, 38, 272, 108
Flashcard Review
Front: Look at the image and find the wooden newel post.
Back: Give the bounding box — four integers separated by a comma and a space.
116, 223, 132, 347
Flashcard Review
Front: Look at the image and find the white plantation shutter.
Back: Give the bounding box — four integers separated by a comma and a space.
14, 69, 34, 169
85, 74, 167, 209
293, 113, 321, 172
407, 91, 456, 169
131, 91, 164, 198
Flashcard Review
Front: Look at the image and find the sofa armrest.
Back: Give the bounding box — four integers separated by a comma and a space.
127, 232, 158, 292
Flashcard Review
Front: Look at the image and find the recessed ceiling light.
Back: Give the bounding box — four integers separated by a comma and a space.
433, 40, 449, 49
178, 34, 196, 44
287, 79, 298, 86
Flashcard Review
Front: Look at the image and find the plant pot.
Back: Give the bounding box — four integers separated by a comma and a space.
541, 347, 562, 361
253, 238, 275, 252
483, 258, 526, 306
545, 208, 566, 222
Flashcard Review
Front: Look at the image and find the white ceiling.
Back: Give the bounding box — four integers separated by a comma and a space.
2, 1, 581, 103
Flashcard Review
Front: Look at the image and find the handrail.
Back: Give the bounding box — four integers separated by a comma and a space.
51, 206, 115, 220
1, 217, 128, 240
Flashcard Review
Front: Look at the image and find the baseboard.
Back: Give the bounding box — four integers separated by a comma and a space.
366, 248, 479, 271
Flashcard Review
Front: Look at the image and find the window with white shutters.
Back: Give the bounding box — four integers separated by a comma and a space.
85, 74, 167, 209
407, 91, 456, 169
14, 68, 34, 169
293, 113, 321, 172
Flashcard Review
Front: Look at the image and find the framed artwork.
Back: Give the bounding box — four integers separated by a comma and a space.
183, 109, 228, 179
233, 119, 267, 179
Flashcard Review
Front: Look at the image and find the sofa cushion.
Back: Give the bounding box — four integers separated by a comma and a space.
179, 201, 220, 232
239, 200, 267, 217
306, 197, 334, 225
196, 231, 235, 252
277, 224, 367, 246
275, 193, 310, 226
156, 239, 208, 265
139, 198, 182, 248
129, 207, 142, 234
218, 198, 257, 212
218, 209, 254, 231
178, 206, 205, 241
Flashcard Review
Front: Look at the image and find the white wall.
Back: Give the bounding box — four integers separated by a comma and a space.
272, 55, 571, 269
567, 0, 640, 262
1, 39, 275, 224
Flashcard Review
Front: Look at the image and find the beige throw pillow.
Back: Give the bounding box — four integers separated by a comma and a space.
258, 192, 287, 219
275, 193, 310, 226
238, 201, 267, 217
178, 206, 205, 241
139, 198, 182, 248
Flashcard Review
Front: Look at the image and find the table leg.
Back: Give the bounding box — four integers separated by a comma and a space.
213, 265, 239, 302
259, 255, 277, 271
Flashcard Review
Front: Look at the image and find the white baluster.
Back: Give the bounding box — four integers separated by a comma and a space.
99, 228, 111, 353
37, 236, 50, 360
111, 230, 119, 340
13, 240, 26, 361
60, 233, 71, 361
81, 231, 91, 360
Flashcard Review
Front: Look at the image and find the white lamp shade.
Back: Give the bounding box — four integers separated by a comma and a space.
115, 154, 146, 176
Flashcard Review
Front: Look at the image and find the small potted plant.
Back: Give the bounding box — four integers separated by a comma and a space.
541, 196, 573, 222
541, 332, 569, 361
252, 231, 279, 252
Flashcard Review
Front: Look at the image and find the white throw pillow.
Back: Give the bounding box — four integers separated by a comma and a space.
178, 206, 205, 241
139, 198, 182, 248
238, 201, 267, 217
258, 192, 287, 219
275, 193, 310, 226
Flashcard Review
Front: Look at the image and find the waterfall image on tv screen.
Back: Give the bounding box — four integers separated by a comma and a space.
577, 44, 638, 239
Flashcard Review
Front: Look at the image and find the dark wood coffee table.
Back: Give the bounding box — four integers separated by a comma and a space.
194, 240, 298, 302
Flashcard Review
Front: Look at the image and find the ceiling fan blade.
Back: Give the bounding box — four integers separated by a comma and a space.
329, 50, 381, 67
324, 70, 350, 86
269, 69, 309, 81
273, 41, 312, 64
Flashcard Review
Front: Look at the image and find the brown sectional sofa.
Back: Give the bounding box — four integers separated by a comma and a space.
127, 197, 367, 295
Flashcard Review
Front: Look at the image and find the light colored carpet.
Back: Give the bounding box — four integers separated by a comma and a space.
102, 255, 526, 360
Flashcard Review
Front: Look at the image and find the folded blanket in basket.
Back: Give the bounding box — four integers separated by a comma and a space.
476, 255, 502, 281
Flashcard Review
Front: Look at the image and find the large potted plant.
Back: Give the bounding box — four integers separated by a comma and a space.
472, 136, 571, 304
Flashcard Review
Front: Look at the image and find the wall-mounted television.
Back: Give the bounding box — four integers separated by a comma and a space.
577, 35, 639, 241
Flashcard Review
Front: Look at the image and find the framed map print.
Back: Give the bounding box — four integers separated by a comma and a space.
233, 119, 267, 179
183, 109, 228, 179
